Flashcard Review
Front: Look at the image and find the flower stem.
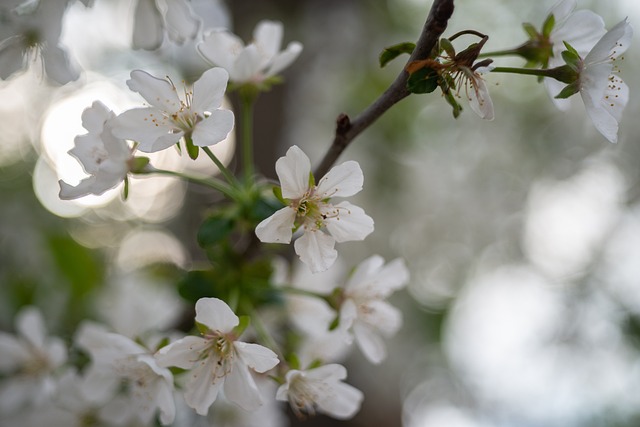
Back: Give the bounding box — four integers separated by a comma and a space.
202, 146, 238, 187
140, 167, 237, 199
491, 66, 555, 77
278, 286, 332, 302
244, 303, 285, 361
490, 65, 577, 84
240, 94, 256, 185
478, 48, 524, 58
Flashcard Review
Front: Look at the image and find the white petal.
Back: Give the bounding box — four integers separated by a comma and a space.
192, 109, 234, 147
360, 300, 403, 337
581, 79, 627, 144
548, 0, 576, 23
233, 342, 279, 373
41, 44, 79, 85
155, 378, 176, 425
316, 380, 363, 419
224, 358, 263, 410
303, 363, 347, 381
266, 41, 303, 77
468, 73, 494, 120
0, 333, 27, 372
127, 70, 181, 112
276, 145, 311, 199
552, 10, 605, 56
323, 201, 374, 243
191, 67, 229, 113
155, 336, 208, 369
160, 0, 200, 45
184, 355, 223, 415
353, 322, 387, 364
195, 297, 239, 333
80, 101, 113, 133
110, 108, 182, 153
544, 77, 572, 111
132, 0, 163, 50
81, 364, 120, 404
295, 230, 337, 273
198, 29, 245, 72
253, 20, 283, 61
345, 255, 385, 291
585, 18, 633, 65
59, 177, 98, 200
255, 207, 296, 243
233, 44, 262, 82
16, 306, 46, 350
348, 257, 410, 297
315, 160, 363, 198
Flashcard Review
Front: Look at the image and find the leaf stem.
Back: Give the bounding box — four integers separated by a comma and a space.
202, 146, 238, 186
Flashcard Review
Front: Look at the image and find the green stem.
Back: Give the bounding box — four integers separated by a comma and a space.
202, 146, 238, 186
491, 66, 556, 77
278, 286, 332, 302
240, 95, 255, 184
141, 167, 237, 199
478, 48, 524, 58
244, 303, 285, 361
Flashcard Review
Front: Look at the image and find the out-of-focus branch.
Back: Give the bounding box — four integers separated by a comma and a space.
314, 0, 455, 178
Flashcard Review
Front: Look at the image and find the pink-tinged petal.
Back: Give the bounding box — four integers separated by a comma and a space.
468, 73, 494, 120
324, 201, 374, 243
132, 0, 163, 50
316, 379, 364, 419
233, 342, 279, 373
155, 336, 208, 369
110, 108, 182, 153
195, 297, 239, 333
127, 70, 181, 112
42, 44, 79, 85
0, 333, 27, 371
233, 44, 262, 82
315, 160, 363, 198
223, 358, 262, 410
183, 356, 223, 415
295, 230, 337, 273
255, 207, 296, 244
198, 29, 244, 71
16, 307, 46, 350
276, 145, 311, 199
352, 322, 387, 364
162, 0, 200, 45
585, 18, 633, 65
191, 109, 234, 147
191, 67, 229, 113
254, 20, 283, 61
266, 41, 303, 77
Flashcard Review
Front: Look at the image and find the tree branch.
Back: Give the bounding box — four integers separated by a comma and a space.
314, 0, 455, 178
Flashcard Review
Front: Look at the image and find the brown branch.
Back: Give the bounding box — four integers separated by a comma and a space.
313, 0, 455, 178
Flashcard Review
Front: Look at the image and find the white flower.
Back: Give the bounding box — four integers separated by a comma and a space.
276, 364, 363, 420
256, 145, 374, 273
465, 65, 494, 120
571, 18, 632, 143
338, 255, 410, 364
155, 297, 279, 415
75, 322, 176, 425
0, 0, 80, 84
543, 0, 607, 110
0, 306, 67, 412
110, 67, 234, 153
198, 20, 302, 84
132, 0, 200, 50
58, 101, 133, 200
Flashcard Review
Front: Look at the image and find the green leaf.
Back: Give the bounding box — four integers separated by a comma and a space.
555, 81, 580, 99
406, 67, 439, 94
178, 270, 220, 303
379, 42, 416, 67
233, 315, 251, 336
197, 215, 235, 248
522, 22, 538, 39
542, 13, 555, 37
439, 38, 456, 58
184, 135, 199, 160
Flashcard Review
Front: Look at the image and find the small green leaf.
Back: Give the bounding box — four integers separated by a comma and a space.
273, 186, 285, 204
406, 67, 439, 94
439, 38, 456, 58
379, 42, 416, 68
522, 22, 538, 39
542, 13, 555, 37
562, 41, 580, 57
233, 315, 251, 336
184, 135, 199, 160
197, 215, 235, 248
555, 81, 580, 99
561, 47, 581, 71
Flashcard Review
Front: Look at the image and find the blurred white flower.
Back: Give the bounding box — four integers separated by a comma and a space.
198, 20, 302, 85
132, 0, 200, 50
276, 364, 363, 420
465, 65, 494, 120
111, 67, 234, 153
339, 255, 409, 364
75, 322, 176, 425
256, 145, 374, 273
58, 101, 133, 200
0, 0, 80, 84
155, 298, 279, 415
0, 306, 67, 412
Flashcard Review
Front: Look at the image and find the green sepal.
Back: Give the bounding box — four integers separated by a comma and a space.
542, 13, 555, 37
522, 22, 538, 39
184, 135, 199, 160
439, 37, 456, 58
306, 358, 323, 370
406, 66, 439, 94
379, 42, 416, 68
562, 41, 580, 58
197, 215, 235, 248
443, 87, 463, 118
195, 321, 209, 335
328, 314, 340, 331
154, 337, 171, 351
122, 176, 129, 200
308, 171, 315, 188
233, 315, 251, 336
273, 185, 286, 205
561, 46, 581, 71
555, 81, 580, 99
129, 156, 150, 173
286, 353, 301, 370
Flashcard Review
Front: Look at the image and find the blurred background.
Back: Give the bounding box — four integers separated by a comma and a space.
1, 0, 640, 426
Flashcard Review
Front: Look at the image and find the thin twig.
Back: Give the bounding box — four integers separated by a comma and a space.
314, 0, 455, 178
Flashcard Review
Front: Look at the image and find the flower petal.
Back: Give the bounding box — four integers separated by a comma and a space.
352, 322, 387, 364
233, 342, 279, 373
183, 355, 223, 416
42, 44, 79, 85
468, 72, 494, 121
323, 201, 374, 243
161, 0, 200, 45
191, 67, 229, 113
155, 336, 208, 369
127, 70, 181, 112
253, 20, 283, 62
255, 207, 296, 244
276, 145, 311, 199
295, 230, 337, 273
110, 108, 182, 153
195, 297, 239, 333
266, 41, 303, 77
191, 109, 234, 147
316, 379, 363, 419
223, 358, 262, 411
315, 160, 363, 198
233, 44, 262, 82
132, 0, 163, 50
198, 29, 244, 72
585, 18, 633, 65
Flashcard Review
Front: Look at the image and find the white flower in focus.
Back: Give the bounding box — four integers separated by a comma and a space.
0, 0, 80, 84
339, 255, 409, 364
0, 306, 67, 412
75, 322, 176, 425
544, 0, 607, 110
155, 297, 279, 415
276, 364, 363, 420
198, 20, 302, 84
569, 18, 632, 143
58, 101, 133, 200
256, 145, 374, 273
110, 67, 234, 153
132, 0, 200, 50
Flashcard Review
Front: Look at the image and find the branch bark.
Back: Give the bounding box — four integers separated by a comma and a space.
313, 0, 455, 178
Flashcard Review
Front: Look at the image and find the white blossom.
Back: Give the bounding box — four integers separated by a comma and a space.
155, 297, 279, 415
465, 65, 494, 120
339, 255, 410, 364
110, 67, 234, 153
276, 364, 363, 420
198, 20, 302, 84
256, 145, 374, 273
58, 101, 133, 200
132, 0, 201, 50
